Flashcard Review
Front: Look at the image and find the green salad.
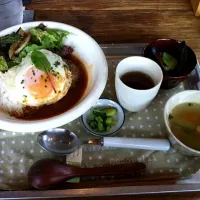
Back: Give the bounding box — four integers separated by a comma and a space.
0, 23, 72, 72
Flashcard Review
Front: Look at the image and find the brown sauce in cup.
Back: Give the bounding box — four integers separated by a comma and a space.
121, 72, 155, 90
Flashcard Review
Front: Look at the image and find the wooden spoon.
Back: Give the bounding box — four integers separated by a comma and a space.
28, 159, 146, 190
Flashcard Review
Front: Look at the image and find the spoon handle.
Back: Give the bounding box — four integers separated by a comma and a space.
103, 137, 170, 151
28, 159, 146, 189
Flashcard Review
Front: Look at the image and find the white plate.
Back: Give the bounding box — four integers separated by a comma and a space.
0, 21, 108, 132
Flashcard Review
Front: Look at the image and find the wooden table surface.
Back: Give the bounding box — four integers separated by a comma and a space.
26, 0, 192, 10
39, 193, 200, 200
24, 1, 200, 199
26, 0, 200, 59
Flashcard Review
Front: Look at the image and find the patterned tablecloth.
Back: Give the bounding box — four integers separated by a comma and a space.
0, 59, 200, 190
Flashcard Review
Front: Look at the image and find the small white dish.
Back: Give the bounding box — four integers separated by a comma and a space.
81, 99, 125, 137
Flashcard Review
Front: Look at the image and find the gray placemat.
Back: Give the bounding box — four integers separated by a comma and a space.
0, 59, 200, 190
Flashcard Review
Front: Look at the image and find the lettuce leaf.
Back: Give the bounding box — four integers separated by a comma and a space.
17, 27, 70, 58
30, 28, 46, 44
0, 33, 21, 48
30, 28, 69, 49
19, 44, 41, 59
7, 57, 21, 68
0, 56, 8, 71
0, 24, 70, 67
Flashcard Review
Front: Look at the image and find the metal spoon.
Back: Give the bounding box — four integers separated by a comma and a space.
37, 128, 170, 154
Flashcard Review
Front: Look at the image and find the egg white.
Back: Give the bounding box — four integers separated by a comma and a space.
0, 49, 72, 117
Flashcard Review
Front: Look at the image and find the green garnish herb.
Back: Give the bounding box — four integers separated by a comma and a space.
21, 80, 24, 84
168, 114, 173, 120
31, 50, 51, 73
163, 52, 177, 71
31, 50, 57, 93
188, 103, 193, 106
54, 61, 60, 67
23, 95, 27, 98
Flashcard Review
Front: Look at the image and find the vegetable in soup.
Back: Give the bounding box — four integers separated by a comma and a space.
169, 102, 200, 151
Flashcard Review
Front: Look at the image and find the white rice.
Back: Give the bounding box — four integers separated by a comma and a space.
0, 70, 24, 117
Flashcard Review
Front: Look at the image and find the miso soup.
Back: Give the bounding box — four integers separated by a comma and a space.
169, 102, 200, 151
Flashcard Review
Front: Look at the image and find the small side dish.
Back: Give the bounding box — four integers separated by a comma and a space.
164, 90, 200, 156
143, 39, 197, 89
82, 99, 125, 137
88, 107, 117, 132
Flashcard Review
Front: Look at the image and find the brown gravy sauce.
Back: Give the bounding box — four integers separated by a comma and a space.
19, 54, 88, 120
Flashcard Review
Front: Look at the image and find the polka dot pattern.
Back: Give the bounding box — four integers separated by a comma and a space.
0, 131, 54, 190
0, 59, 199, 190
72, 59, 200, 181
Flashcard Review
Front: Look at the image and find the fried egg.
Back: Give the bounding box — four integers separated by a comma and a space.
0, 49, 72, 117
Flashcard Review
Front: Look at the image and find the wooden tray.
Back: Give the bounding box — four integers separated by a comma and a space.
0, 43, 200, 199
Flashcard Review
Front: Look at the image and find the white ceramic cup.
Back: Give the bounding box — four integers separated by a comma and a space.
115, 56, 163, 112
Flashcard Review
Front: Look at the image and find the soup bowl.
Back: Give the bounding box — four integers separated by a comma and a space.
0, 21, 108, 132
164, 90, 200, 156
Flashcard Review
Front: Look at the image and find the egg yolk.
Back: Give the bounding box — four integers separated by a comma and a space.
24, 66, 56, 99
